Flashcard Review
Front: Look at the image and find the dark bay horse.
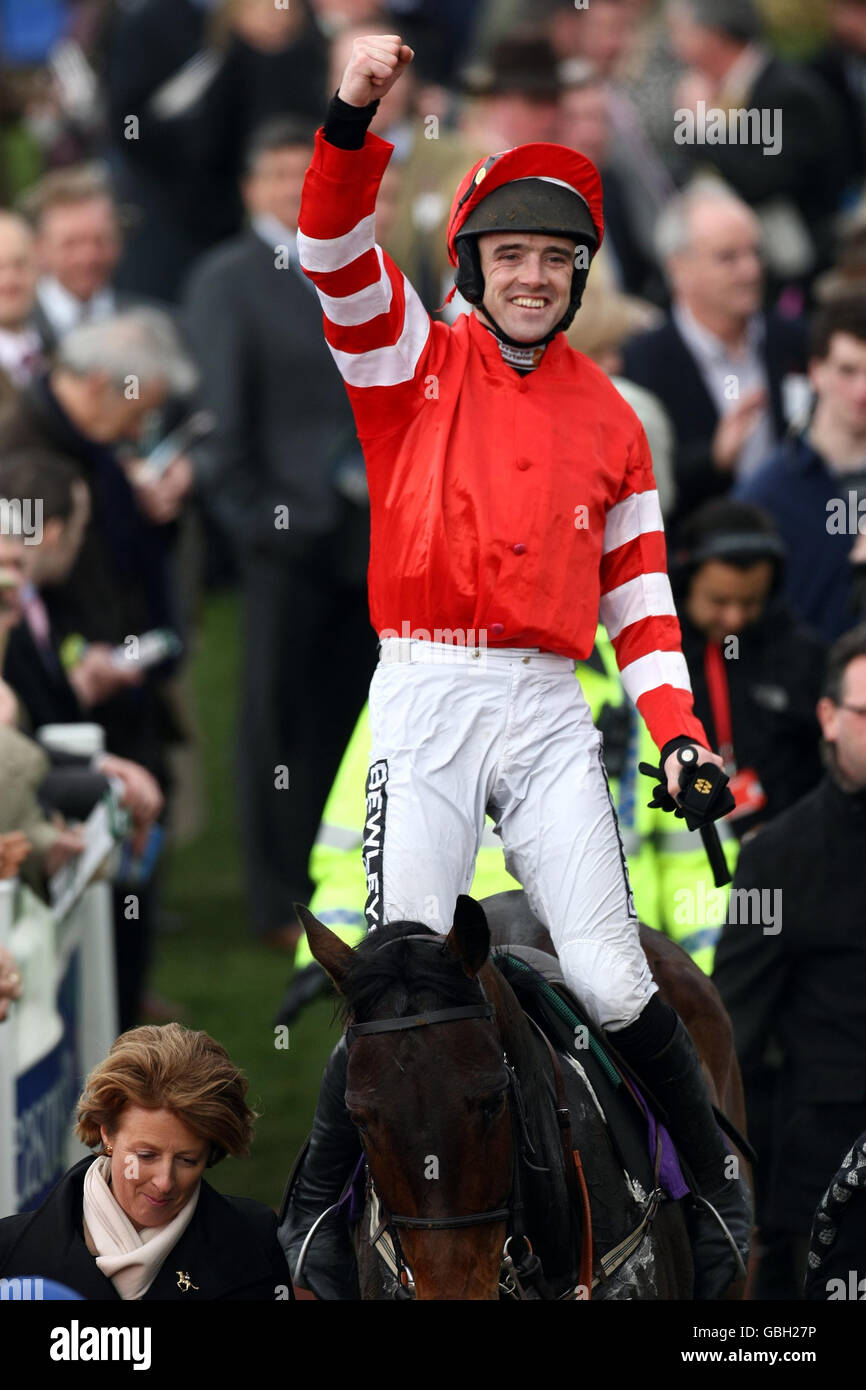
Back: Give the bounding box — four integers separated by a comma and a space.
300, 896, 696, 1300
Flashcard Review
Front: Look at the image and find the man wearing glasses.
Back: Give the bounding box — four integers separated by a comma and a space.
714, 624, 866, 1298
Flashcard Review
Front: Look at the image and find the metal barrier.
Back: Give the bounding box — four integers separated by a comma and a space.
0, 877, 117, 1217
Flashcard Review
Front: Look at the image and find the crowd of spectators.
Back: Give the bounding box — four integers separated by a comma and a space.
1, 0, 866, 1299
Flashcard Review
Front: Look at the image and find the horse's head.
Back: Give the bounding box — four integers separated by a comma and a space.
301, 895, 518, 1300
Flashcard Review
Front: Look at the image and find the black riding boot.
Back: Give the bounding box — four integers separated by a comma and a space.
277, 1037, 361, 1299
612, 996, 752, 1300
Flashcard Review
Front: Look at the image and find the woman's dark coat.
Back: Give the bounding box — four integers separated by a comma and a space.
0, 1157, 293, 1301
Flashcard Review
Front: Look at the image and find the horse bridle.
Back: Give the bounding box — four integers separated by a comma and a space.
344, 935, 541, 1291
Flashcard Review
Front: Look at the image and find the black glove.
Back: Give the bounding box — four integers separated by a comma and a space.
639, 761, 686, 818
640, 747, 735, 832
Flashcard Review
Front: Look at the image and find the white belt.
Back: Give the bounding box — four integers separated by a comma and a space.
379, 636, 576, 673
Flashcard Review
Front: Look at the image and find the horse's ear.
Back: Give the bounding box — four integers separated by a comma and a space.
445, 895, 490, 978
295, 904, 354, 992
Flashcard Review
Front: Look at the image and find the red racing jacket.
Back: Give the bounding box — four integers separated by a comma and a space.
297, 128, 708, 753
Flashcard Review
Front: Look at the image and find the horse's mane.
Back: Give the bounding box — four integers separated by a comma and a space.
339, 921, 484, 1024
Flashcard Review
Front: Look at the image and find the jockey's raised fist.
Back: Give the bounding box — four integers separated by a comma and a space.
337, 34, 414, 108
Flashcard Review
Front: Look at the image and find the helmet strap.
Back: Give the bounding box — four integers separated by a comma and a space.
458, 236, 592, 349
477, 301, 560, 350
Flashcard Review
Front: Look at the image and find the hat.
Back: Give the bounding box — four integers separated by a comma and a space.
461, 35, 563, 100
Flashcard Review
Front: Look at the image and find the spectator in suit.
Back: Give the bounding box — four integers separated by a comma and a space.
0, 212, 43, 386
183, 118, 377, 950
0, 1023, 292, 1300
19, 166, 143, 353
666, 0, 847, 285
714, 624, 866, 1298
735, 294, 866, 642
621, 181, 807, 522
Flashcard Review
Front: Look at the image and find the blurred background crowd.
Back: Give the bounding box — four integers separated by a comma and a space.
1, 0, 866, 1300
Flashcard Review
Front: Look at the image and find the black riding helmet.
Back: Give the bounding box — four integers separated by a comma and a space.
454, 176, 599, 348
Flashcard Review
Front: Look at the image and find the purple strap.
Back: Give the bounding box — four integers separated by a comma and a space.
629, 1080, 690, 1200
343, 1154, 367, 1226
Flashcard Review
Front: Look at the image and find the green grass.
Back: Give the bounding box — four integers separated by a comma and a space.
153, 590, 339, 1209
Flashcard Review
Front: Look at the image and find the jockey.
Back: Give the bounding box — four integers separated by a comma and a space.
281, 34, 750, 1299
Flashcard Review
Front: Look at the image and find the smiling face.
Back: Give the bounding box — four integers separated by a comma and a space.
475, 231, 576, 342
100, 1105, 209, 1232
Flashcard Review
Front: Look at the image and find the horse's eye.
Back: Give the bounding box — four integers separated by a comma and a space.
480, 1092, 506, 1124
349, 1112, 369, 1134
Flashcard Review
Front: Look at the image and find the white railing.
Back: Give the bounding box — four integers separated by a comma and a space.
0, 877, 117, 1217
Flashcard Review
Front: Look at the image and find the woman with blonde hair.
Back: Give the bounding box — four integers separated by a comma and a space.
0, 1024, 292, 1300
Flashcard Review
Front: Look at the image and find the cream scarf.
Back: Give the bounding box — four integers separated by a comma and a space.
82, 1154, 200, 1300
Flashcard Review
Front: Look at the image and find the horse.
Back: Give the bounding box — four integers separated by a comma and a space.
299, 894, 716, 1301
